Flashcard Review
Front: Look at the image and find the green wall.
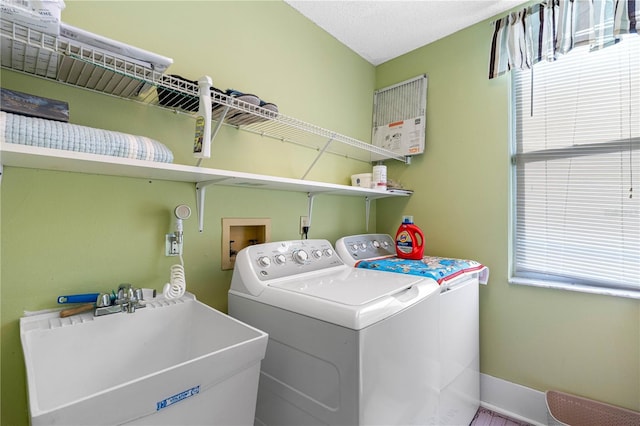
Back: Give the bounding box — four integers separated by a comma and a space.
0, 2, 376, 424
2, 1, 639, 424
376, 8, 640, 413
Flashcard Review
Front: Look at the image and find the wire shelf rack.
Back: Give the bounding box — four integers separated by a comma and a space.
1, 19, 408, 165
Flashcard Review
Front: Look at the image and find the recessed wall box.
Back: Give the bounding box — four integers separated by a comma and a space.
222, 218, 271, 270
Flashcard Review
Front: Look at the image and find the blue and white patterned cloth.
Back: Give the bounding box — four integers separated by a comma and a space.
0, 111, 174, 163
355, 255, 489, 285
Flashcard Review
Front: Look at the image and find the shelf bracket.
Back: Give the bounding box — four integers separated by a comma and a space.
212, 106, 231, 138
197, 105, 231, 167
365, 197, 371, 232
301, 135, 336, 180
195, 179, 224, 232
307, 192, 316, 228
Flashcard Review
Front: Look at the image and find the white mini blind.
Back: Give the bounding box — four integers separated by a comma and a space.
512, 36, 640, 291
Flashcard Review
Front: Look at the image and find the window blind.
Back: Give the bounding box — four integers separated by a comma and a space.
511, 36, 640, 292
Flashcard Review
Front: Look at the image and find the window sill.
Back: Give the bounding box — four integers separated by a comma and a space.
509, 277, 640, 300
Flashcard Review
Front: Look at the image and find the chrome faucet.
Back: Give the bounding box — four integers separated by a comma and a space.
94, 284, 146, 316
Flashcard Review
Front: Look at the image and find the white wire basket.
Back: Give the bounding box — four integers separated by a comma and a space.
546, 390, 640, 426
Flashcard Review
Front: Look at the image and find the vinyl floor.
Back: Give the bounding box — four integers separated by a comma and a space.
469, 407, 533, 426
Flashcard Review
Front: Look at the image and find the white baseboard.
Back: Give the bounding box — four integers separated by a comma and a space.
480, 373, 548, 425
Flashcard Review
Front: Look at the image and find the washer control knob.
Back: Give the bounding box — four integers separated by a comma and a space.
351, 244, 358, 252
274, 254, 286, 265
312, 249, 323, 259
360, 242, 367, 250
324, 248, 334, 257
293, 250, 308, 264
257, 256, 271, 268
382, 241, 390, 248
372, 240, 380, 248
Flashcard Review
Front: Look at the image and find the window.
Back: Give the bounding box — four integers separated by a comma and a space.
511, 36, 640, 298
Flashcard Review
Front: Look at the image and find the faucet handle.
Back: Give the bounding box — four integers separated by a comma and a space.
117, 283, 132, 301
96, 293, 112, 307
113, 283, 145, 313
134, 288, 144, 301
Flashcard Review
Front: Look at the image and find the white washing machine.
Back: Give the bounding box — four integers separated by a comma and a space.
335, 234, 487, 426
228, 239, 441, 426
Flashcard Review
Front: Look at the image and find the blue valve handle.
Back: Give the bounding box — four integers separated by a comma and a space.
57, 293, 100, 304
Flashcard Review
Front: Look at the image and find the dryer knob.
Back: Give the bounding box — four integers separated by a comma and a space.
274, 254, 286, 265
293, 250, 308, 264
312, 250, 323, 259
324, 248, 334, 257
257, 256, 271, 267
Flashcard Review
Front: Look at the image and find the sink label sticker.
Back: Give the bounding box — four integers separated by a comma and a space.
156, 385, 200, 411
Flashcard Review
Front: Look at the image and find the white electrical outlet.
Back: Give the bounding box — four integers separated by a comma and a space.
300, 216, 310, 234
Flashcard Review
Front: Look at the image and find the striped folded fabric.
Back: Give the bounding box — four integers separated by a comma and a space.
0, 111, 174, 163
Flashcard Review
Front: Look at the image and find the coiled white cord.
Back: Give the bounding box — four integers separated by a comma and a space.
163, 255, 186, 299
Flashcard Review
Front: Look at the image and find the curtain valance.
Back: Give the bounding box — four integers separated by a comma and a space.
489, 0, 639, 79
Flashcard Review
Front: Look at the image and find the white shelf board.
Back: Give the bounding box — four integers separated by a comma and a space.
0, 143, 408, 199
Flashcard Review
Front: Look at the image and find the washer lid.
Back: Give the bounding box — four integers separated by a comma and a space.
268, 268, 424, 306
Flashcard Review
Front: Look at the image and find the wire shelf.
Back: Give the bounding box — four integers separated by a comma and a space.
1, 19, 408, 164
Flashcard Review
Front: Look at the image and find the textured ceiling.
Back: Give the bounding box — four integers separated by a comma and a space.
285, 1, 528, 65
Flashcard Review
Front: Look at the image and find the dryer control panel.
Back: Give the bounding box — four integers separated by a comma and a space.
335, 234, 396, 265
240, 239, 344, 281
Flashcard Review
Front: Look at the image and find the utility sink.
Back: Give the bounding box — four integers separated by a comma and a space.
20, 293, 268, 425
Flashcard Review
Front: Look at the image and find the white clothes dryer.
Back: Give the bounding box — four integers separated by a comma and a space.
335, 234, 487, 426
228, 239, 441, 426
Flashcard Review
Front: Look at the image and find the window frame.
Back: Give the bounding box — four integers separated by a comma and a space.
508, 38, 640, 300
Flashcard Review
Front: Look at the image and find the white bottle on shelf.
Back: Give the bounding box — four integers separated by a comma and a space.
372, 164, 387, 191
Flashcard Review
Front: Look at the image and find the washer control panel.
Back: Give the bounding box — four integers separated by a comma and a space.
335, 233, 396, 263
246, 240, 343, 281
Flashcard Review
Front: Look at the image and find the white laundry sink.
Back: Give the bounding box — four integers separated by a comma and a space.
20, 293, 268, 425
